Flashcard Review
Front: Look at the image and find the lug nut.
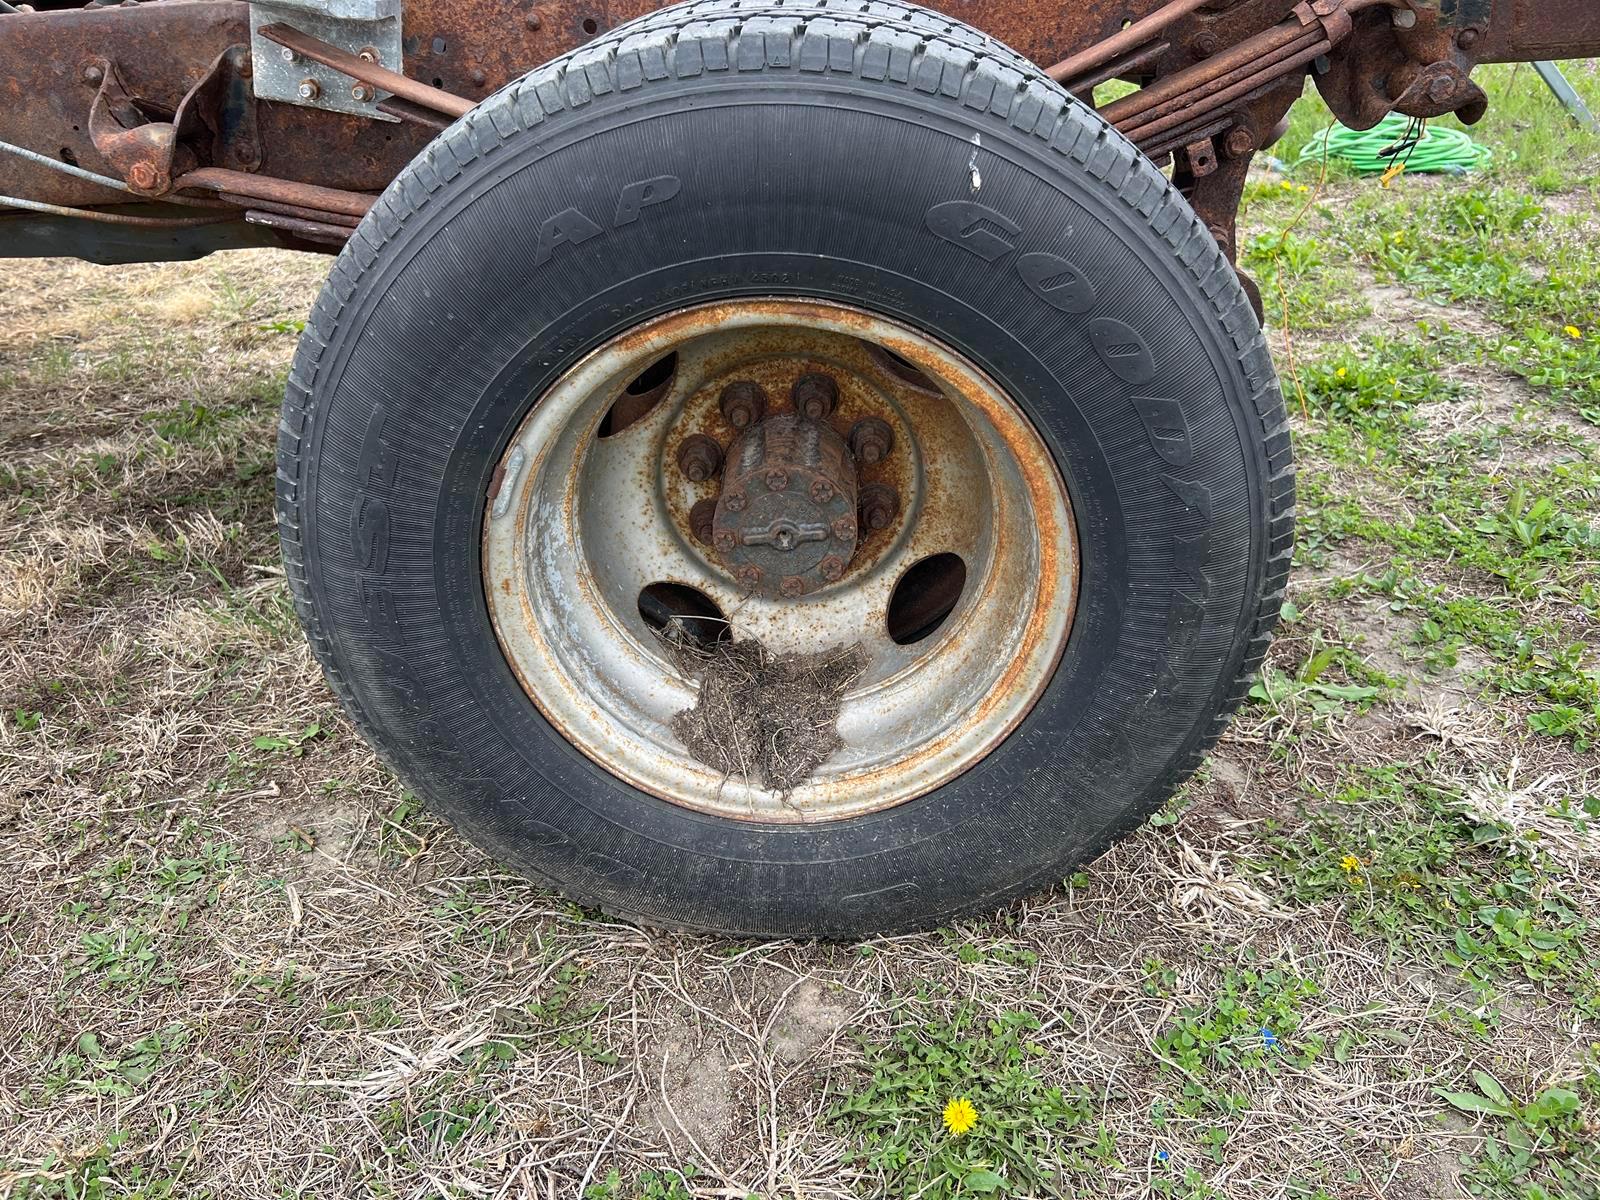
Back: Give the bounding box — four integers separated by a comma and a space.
719, 381, 767, 430
1225, 126, 1255, 158
779, 575, 805, 598
792, 373, 839, 420
859, 483, 900, 531
764, 468, 790, 492
689, 498, 717, 545
297, 77, 321, 101
831, 516, 856, 542
848, 417, 894, 465
737, 564, 764, 588
676, 434, 723, 482
819, 556, 845, 583
810, 479, 835, 504
724, 491, 747, 513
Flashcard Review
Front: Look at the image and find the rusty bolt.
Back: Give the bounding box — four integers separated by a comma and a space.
724, 491, 747, 513
737, 563, 764, 588
352, 83, 376, 103
1457, 27, 1480, 50
1427, 75, 1457, 104
1189, 31, 1220, 58
713, 529, 737, 553
779, 575, 806, 598
1225, 127, 1255, 159
848, 417, 894, 465
469, 66, 488, 86
689, 498, 717, 545
792, 373, 838, 420
358, 46, 380, 63
82, 63, 104, 87
764, 468, 790, 492
831, 516, 857, 543
297, 78, 321, 101
126, 162, 159, 192
819, 556, 845, 583
719, 381, 767, 430
676, 434, 723, 482
525, 9, 542, 29
810, 479, 835, 504
859, 483, 900, 531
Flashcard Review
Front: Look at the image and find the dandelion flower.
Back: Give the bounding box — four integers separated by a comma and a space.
942, 1096, 978, 1136
1339, 854, 1361, 873
1336, 367, 1348, 379
1565, 325, 1583, 340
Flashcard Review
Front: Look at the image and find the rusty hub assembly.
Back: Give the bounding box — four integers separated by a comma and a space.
712, 407, 859, 597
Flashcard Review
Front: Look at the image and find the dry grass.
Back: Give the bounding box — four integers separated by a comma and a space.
2, 173, 1599, 1200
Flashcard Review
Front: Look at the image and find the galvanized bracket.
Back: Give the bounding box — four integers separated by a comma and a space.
248, 0, 401, 122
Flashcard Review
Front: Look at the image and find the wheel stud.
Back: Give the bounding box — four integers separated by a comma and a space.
859, 483, 900, 530
779, 575, 805, 597
690, 498, 718, 545
719, 381, 768, 430
831, 516, 856, 542
848, 417, 894, 465
764, 468, 790, 492
819, 555, 845, 583
792, 373, 838, 420
676, 434, 723, 482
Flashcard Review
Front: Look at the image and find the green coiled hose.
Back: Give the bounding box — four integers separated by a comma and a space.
1296, 112, 1492, 176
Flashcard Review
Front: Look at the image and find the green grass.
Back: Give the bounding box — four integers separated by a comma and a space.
1441, 1065, 1600, 1199
1261, 765, 1600, 1017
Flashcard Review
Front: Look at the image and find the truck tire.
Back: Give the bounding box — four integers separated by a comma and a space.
276, 0, 1294, 937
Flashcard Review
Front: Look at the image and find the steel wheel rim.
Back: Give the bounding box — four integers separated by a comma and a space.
482, 299, 1078, 822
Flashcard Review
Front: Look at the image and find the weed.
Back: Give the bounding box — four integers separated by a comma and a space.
832, 1008, 1099, 1198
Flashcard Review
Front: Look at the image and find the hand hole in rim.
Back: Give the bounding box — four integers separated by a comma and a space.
597, 350, 678, 437
886, 552, 967, 645
864, 341, 942, 394
638, 581, 731, 649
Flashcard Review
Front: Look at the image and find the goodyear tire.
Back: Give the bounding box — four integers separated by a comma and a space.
277, 0, 1294, 937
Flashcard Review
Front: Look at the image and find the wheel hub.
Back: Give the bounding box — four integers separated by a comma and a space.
713, 410, 859, 597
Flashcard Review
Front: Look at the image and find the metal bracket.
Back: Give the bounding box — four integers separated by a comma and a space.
1532, 60, 1597, 130
248, 0, 401, 122
86, 46, 261, 195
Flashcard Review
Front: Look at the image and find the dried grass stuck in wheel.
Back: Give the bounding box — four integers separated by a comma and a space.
662, 630, 867, 793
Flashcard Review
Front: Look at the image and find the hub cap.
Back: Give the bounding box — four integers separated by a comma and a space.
482, 300, 1078, 822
